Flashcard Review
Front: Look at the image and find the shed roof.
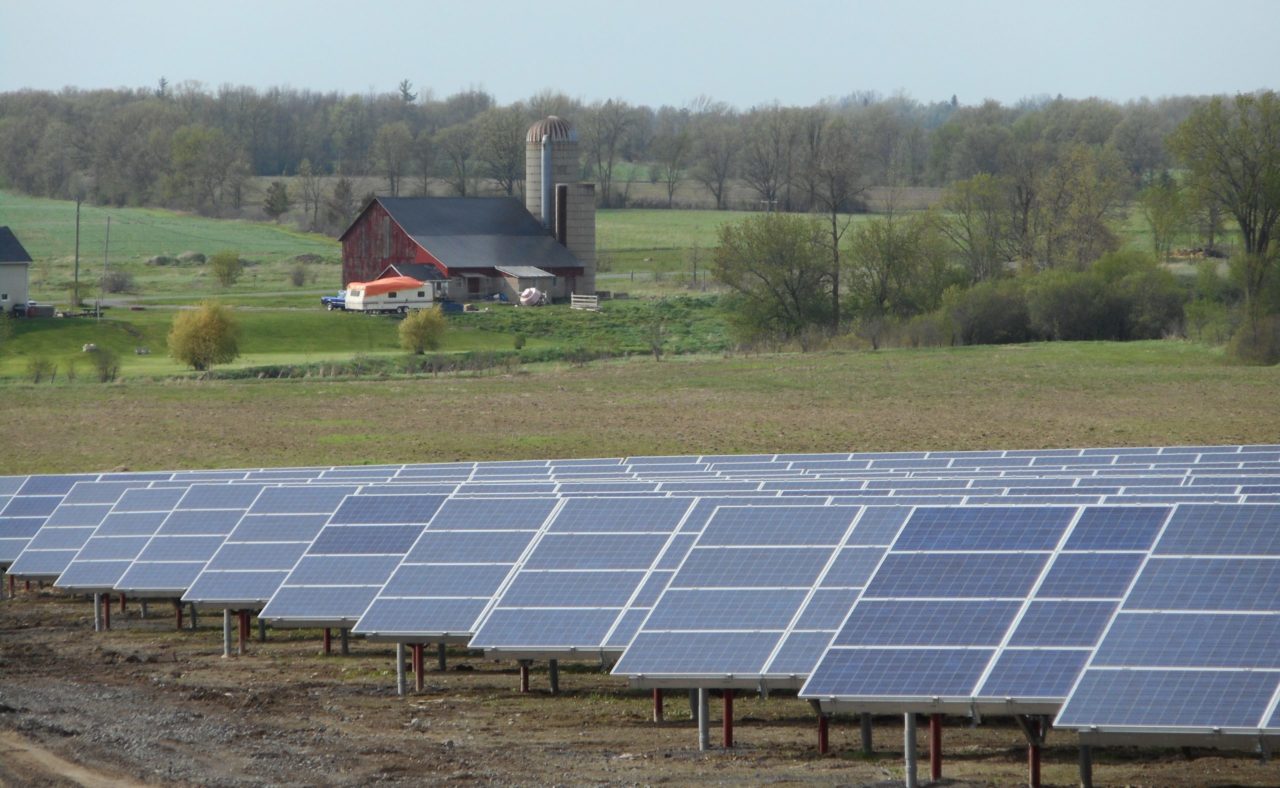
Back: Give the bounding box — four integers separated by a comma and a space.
496, 266, 554, 279
345, 198, 583, 272
0, 227, 33, 264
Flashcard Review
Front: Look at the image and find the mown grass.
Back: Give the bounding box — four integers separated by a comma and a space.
0, 340, 1274, 475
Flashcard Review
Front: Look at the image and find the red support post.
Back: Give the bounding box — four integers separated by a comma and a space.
237, 610, 249, 655
930, 713, 942, 781
25, 580, 30, 591
322, 627, 332, 656
652, 688, 663, 723
518, 661, 531, 693
818, 714, 830, 755
1028, 719, 1042, 788
175, 599, 183, 630
412, 644, 424, 692
119, 593, 126, 613
102, 593, 111, 629
722, 689, 734, 748
7, 574, 13, 598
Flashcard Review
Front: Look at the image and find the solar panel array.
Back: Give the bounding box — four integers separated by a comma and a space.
5, 447, 1280, 745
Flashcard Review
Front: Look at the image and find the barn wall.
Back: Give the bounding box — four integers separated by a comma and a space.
341, 202, 428, 286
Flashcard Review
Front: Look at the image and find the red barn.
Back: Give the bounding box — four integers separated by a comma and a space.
339, 196, 589, 302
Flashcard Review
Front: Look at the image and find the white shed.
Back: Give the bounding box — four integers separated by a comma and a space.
0, 227, 32, 314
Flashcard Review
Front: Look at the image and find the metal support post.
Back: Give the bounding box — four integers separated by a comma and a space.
140, 600, 148, 619
189, 602, 198, 630
340, 627, 350, 656
722, 689, 734, 748
222, 610, 232, 658
7, 574, 12, 599
395, 643, 407, 697
1079, 744, 1093, 788
688, 688, 698, 718
518, 660, 532, 693
119, 594, 126, 613
257, 615, 266, 642
652, 688, 664, 723
861, 712, 874, 754
437, 642, 447, 671
93, 593, 102, 632
930, 713, 942, 781
174, 599, 183, 630
102, 592, 110, 629
697, 688, 710, 751
548, 659, 560, 695
904, 713, 918, 788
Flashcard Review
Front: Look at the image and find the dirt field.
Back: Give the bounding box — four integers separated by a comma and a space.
2, 591, 1276, 787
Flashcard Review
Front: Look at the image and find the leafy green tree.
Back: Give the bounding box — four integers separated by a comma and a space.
846, 210, 955, 326
167, 301, 240, 371
712, 213, 831, 345
936, 173, 1012, 283
398, 307, 448, 354
209, 251, 243, 287
1170, 91, 1280, 311
263, 180, 291, 222
1138, 173, 1189, 261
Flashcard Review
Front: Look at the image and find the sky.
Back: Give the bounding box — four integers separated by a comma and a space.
1, 0, 1276, 108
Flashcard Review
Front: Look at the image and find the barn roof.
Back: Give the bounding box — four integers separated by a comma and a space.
344, 197, 583, 272
0, 227, 33, 264
380, 263, 446, 282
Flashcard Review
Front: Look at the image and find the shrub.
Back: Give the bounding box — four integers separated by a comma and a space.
177, 250, 206, 264
398, 307, 448, 355
168, 301, 240, 371
1228, 315, 1280, 365
147, 255, 174, 266
513, 333, 526, 350
101, 269, 135, 294
209, 251, 242, 287
1026, 270, 1120, 341
87, 347, 120, 382
943, 279, 1032, 346
27, 356, 55, 383
289, 263, 308, 287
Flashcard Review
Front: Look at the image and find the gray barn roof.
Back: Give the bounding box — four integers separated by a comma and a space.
0, 227, 33, 264
352, 198, 583, 272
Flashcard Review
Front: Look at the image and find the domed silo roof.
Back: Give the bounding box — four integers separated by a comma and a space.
526, 115, 578, 143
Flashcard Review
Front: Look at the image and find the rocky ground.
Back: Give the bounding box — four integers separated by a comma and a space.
1, 588, 1276, 786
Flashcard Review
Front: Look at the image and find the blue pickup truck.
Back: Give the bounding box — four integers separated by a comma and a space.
320, 291, 346, 311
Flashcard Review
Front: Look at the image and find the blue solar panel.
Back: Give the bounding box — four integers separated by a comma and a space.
805, 648, 993, 697
408, 531, 535, 563
379, 564, 512, 597
1092, 612, 1280, 668
469, 608, 620, 647
1036, 553, 1147, 598
329, 494, 447, 524
2, 496, 60, 517
894, 507, 1073, 551
614, 631, 782, 675
1155, 504, 1280, 555
19, 475, 98, 496
834, 600, 1021, 646
980, 650, 1091, 698
1007, 601, 1116, 647
645, 589, 810, 630
698, 506, 857, 546
866, 553, 1047, 598
1058, 670, 1278, 729
1125, 558, 1280, 611
547, 497, 692, 533
500, 571, 644, 607
676, 547, 833, 587
356, 598, 490, 634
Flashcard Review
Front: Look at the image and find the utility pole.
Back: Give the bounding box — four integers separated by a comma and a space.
98, 216, 110, 321
73, 196, 81, 308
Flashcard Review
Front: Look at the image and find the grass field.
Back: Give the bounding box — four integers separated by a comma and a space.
0, 340, 1274, 474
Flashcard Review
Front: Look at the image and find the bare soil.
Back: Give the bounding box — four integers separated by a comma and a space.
2, 591, 1277, 787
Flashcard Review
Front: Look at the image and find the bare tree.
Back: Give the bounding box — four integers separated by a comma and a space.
473, 107, 526, 196
436, 123, 474, 196
412, 130, 435, 196
373, 121, 413, 196
808, 115, 866, 331
298, 158, 324, 229
651, 106, 691, 208
581, 99, 635, 207
691, 103, 739, 210
740, 105, 799, 209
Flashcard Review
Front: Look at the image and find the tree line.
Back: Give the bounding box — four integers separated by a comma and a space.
0, 79, 1220, 227
712, 92, 1280, 362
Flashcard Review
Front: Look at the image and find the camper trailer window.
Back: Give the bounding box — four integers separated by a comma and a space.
388, 292, 397, 298
417, 291, 425, 298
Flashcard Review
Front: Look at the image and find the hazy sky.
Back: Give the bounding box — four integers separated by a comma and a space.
2, 0, 1275, 107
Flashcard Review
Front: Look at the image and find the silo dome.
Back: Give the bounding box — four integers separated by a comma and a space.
526, 115, 578, 143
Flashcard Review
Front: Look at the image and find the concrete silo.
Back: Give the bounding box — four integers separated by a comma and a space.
526, 116, 595, 295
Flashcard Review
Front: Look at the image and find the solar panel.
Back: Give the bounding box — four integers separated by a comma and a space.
353, 497, 561, 640
5, 482, 142, 578
259, 494, 447, 627
1056, 504, 1280, 736
468, 497, 697, 656
800, 504, 1174, 715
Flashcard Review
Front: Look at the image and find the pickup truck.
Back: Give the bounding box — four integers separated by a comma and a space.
321, 291, 346, 311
